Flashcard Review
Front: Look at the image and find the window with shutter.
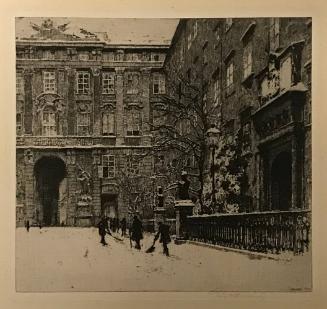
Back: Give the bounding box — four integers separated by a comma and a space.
77, 113, 90, 136
126, 110, 141, 136
102, 112, 115, 135
42, 110, 57, 136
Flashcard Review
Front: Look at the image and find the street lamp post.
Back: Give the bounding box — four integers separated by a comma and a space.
206, 124, 220, 213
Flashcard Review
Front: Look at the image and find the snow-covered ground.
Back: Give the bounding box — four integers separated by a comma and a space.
15, 227, 311, 292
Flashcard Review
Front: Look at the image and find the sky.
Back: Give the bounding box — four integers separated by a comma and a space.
15, 17, 179, 45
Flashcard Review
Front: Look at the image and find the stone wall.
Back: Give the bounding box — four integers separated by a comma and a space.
164, 18, 312, 212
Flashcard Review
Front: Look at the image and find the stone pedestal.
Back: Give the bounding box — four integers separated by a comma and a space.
174, 200, 194, 244
75, 197, 93, 227
154, 207, 165, 232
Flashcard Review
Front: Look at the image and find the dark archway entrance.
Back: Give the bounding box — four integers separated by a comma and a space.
271, 151, 292, 211
34, 156, 67, 226
101, 194, 118, 219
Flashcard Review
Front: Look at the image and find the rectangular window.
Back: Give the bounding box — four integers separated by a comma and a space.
203, 42, 208, 65
102, 112, 115, 135
243, 43, 253, 79
76, 72, 90, 94
43, 71, 56, 93
151, 53, 160, 61
126, 111, 141, 136
16, 113, 22, 134
187, 33, 192, 49
193, 21, 198, 39
77, 113, 90, 136
203, 93, 208, 114
42, 111, 56, 136
126, 73, 139, 94
16, 72, 24, 94
213, 77, 221, 106
280, 56, 293, 90
180, 42, 184, 63
269, 18, 280, 50
153, 74, 165, 94
102, 72, 115, 94
102, 155, 115, 178
225, 18, 233, 32
226, 62, 234, 94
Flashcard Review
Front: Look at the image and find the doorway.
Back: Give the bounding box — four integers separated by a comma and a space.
34, 156, 67, 226
101, 194, 118, 219
271, 151, 292, 211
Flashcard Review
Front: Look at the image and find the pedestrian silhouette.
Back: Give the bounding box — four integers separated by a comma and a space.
131, 215, 143, 250
25, 220, 30, 232
153, 221, 171, 256
97, 216, 111, 246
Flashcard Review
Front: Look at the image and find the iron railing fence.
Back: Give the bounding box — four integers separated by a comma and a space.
186, 210, 311, 255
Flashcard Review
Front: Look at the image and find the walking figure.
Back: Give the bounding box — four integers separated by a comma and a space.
131, 215, 143, 250
154, 221, 171, 256
98, 216, 111, 246
25, 220, 30, 232
120, 217, 127, 237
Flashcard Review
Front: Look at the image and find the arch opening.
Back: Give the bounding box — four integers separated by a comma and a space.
34, 156, 67, 226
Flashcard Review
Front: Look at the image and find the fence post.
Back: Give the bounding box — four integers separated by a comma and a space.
174, 200, 194, 244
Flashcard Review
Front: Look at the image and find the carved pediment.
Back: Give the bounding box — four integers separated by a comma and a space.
35, 93, 65, 113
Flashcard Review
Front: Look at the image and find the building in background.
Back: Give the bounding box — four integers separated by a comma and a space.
16, 19, 168, 227
164, 18, 311, 214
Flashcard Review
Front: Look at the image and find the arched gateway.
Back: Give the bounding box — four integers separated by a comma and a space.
34, 156, 67, 226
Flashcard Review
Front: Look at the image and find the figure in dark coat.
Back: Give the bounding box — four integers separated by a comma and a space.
131, 215, 143, 249
25, 220, 30, 232
98, 217, 110, 246
154, 222, 171, 256
120, 218, 127, 237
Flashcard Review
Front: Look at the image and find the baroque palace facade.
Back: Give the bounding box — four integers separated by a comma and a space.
16, 20, 168, 226
164, 18, 312, 213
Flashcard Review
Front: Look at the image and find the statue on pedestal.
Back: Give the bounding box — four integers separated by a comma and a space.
77, 165, 92, 203
177, 171, 190, 200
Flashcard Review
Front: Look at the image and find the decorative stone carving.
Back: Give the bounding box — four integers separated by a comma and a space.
76, 164, 92, 202
16, 167, 25, 203
101, 102, 116, 111
24, 149, 34, 164
91, 67, 101, 76
76, 101, 91, 113
114, 67, 125, 75
35, 93, 65, 114
66, 150, 76, 165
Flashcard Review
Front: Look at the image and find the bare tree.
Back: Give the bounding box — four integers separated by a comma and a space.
149, 74, 219, 211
